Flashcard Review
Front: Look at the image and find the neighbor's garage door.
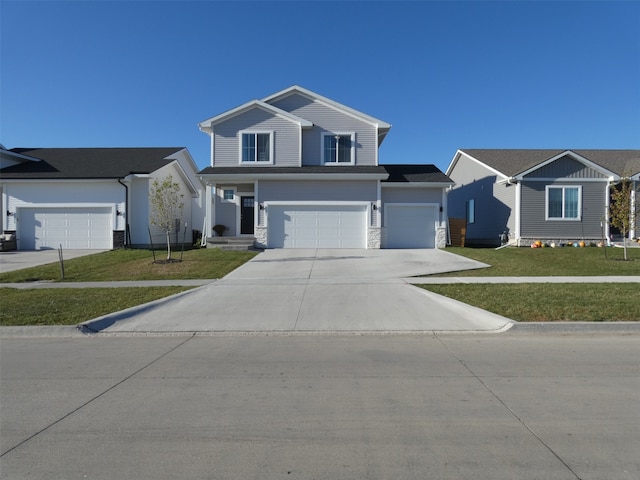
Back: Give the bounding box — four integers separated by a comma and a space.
385, 204, 437, 248
19, 207, 113, 250
268, 205, 367, 248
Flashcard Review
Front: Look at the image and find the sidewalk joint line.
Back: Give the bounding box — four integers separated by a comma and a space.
0, 333, 196, 458
434, 334, 584, 480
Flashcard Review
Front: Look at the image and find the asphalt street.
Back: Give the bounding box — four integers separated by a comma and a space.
1, 333, 638, 480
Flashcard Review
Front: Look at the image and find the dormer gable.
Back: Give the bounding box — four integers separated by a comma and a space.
198, 99, 312, 133
516, 150, 616, 180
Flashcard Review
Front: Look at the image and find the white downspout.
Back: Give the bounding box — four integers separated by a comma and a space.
515, 181, 521, 246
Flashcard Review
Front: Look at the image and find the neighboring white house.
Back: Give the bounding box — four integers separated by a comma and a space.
0, 147, 204, 250
197, 85, 453, 249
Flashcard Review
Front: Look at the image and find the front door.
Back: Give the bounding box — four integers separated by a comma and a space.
240, 196, 255, 234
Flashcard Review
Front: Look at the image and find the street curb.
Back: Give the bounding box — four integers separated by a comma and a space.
507, 321, 640, 334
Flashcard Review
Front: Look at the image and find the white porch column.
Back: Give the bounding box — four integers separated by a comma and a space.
630, 180, 637, 239
204, 183, 213, 241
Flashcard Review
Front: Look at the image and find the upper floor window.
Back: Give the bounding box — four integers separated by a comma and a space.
241, 132, 272, 163
546, 185, 581, 220
322, 132, 355, 165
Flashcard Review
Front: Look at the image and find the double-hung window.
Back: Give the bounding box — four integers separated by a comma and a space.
241, 132, 272, 163
322, 133, 355, 165
546, 185, 581, 220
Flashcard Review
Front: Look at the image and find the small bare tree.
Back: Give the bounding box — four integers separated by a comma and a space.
609, 177, 637, 261
149, 174, 184, 261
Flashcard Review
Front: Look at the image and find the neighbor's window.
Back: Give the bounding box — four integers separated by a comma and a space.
322, 133, 354, 164
466, 199, 475, 224
241, 132, 272, 163
546, 186, 581, 220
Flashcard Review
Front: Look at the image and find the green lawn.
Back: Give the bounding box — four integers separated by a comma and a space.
435, 246, 640, 276
0, 248, 258, 283
0, 287, 193, 326
418, 245, 639, 322
419, 284, 640, 322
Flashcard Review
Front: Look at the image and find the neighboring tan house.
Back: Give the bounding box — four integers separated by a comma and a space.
197, 85, 453, 249
0, 147, 204, 250
446, 149, 640, 246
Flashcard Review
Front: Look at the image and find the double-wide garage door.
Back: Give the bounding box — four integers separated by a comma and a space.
268, 205, 367, 248
19, 207, 113, 250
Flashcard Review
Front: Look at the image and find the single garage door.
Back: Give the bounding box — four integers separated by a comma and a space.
268, 205, 367, 248
19, 207, 113, 250
385, 204, 436, 248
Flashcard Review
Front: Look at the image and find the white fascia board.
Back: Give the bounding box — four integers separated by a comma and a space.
515, 150, 617, 179
262, 85, 391, 130
447, 149, 509, 180
0, 150, 40, 163
162, 160, 199, 196
198, 173, 389, 184
198, 100, 312, 130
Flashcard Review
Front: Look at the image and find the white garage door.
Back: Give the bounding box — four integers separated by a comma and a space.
268, 205, 367, 248
19, 207, 113, 250
385, 204, 437, 248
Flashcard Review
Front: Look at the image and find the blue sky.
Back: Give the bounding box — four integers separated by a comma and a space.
1, 0, 639, 173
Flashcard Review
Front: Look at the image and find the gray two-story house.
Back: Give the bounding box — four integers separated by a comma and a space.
197, 86, 453, 249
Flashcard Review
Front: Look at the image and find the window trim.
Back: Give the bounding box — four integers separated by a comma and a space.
466, 199, 475, 224
545, 185, 582, 221
220, 187, 237, 204
239, 131, 274, 164
321, 132, 356, 165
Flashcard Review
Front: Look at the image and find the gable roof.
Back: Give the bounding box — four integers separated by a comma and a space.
0, 147, 185, 179
452, 149, 640, 178
198, 99, 313, 132
262, 85, 392, 143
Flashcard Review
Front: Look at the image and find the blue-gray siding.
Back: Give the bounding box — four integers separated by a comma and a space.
213, 108, 300, 167
270, 93, 377, 166
520, 181, 606, 238
524, 156, 608, 179
447, 153, 516, 243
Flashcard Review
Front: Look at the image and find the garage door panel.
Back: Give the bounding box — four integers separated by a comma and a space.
19, 208, 112, 250
269, 205, 366, 248
386, 205, 436, 249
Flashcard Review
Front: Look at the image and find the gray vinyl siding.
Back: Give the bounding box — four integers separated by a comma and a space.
448, 154, 516, 244
520, 181, 606, 239
213, 108, 299, 167
270, 94, 377, 166
257, 179, 378, 225
524, 156, 608, 179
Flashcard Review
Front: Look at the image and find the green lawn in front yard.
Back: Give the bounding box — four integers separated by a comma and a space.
418, 283, 640, 322
0, 248, 258, 283
436, 246, 640, 276
0, 287, 194, 326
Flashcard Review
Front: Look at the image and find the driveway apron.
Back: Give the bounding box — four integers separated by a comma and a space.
88, 249, 514, 333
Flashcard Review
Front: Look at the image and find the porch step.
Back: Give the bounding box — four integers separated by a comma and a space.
206, 236, 256, 251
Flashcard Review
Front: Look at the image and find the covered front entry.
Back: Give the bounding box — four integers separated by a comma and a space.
18, 207, 113, 250
384, 203, 437, 248
267, 204, 367, 248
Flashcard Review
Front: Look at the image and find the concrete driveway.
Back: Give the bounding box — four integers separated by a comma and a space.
85, 249, 515, 333
0, 249, 106, 273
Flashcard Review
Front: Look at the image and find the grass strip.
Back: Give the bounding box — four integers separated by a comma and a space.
436, 246, 640, 277
418, 283, 640, 321
0, 248, 258, 283
0, 287, 194, 326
